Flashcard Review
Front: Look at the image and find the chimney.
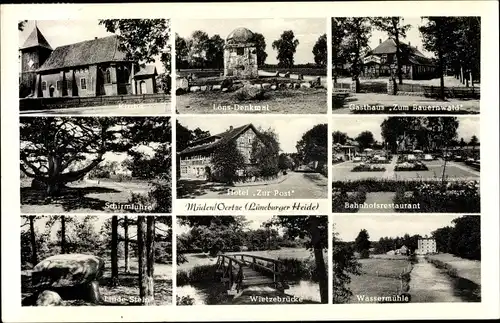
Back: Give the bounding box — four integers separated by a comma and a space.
408, 41, 411, 46
379, 39, 382, 44
95, 37, 98, 40
229, 126, 233, 131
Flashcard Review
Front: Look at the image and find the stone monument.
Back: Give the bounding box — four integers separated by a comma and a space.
224, 27, 258, 79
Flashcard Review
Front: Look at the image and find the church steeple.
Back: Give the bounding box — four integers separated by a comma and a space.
21, 25, 53, 51
20, 24, 53, 73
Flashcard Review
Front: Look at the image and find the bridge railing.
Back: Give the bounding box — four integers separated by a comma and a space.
215, 254, 245, 291
232, 254, 286, 286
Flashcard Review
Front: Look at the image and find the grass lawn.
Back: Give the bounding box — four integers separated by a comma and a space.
426, 253, 481, 286
176, 88, 327, 114
20, 177, 157, 213
22, 258, 172, 306
347, 257, 411, 303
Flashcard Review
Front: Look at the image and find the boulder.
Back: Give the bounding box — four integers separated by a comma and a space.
284, 71, 291, 78
32, 254, 104, 289
312, 76, 322, 88
286, 83, 293, 89
252, 83, 262, 89
36, 290, 62, 306
176, 88, 187, 95
262, 83, 271, 90
220, 78, 234, 90
200, 85, 207, 91
270, 85, 277, 90
177, 78, 189, 91
190, 86, 201, 92
234, 84, 265, 101
293, 83, 301, 89
212, 84, 222, 91
300, 82, 311, 88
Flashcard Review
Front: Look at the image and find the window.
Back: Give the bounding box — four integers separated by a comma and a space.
106, 69, 111, 84
41, 81, 47, 91
80, 78, 87, 90
56, 81, 61, 91
236, 48, 244, 55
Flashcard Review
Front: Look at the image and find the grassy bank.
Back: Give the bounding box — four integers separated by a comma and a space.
425, 253, 481, 286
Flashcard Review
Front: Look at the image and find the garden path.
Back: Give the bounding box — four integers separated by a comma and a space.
382, 156, 398, 179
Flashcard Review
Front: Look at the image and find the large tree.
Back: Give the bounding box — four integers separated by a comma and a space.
332, 131, 348, 145
99, 19, 171, 71
419, 17, 458, 99
335, 18, 372, 90
272, 30, 300, 68
253, 32, 268, 66
331, 18, 347, 84
354, 229, 371, 258
251, 128, 281, 177
272, 216, 329, 304
371, 17, 411, 85
332, 227, 361, 303
312, 34, 327, 68
206, 34, 225, 69
355, 131, 375, 150
211, 141, 245, 184
425, 117, 459, 182
175, 34, 189, 70
296, 124, 328, 167
187, 30, 210, 68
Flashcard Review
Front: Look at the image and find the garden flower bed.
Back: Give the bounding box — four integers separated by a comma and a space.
394, 161, 428, 171
352, 164, 386, 172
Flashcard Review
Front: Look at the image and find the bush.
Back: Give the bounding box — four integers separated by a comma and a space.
395, 161, 428, 171
332, 186, 367, 212
176, 295, 195, 306
177, 264, 217, 286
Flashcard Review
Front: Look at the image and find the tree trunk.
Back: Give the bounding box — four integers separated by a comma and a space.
393, 20, 403, 85
439, 51, 445, 100
441, 146, 448, 184
309, 217, 328, 304
29, 216, 38, 265
60, 216, 66, 254
137, 216, 148, 304
111, 216, 118, 284
460, 66, 464, 84
145, 217, 155, 304
124, 216, 130, 273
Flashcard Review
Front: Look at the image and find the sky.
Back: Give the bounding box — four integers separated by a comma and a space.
333, 214, 466, 241
178, 116, 327, 153
175, 215, 277, 235
367, 17, 433, 58
332, 117, 480, 143
175, 18, 326, 65
19, 20, 165, 73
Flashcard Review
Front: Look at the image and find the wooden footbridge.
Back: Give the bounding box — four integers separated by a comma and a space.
215, 254, 289, 295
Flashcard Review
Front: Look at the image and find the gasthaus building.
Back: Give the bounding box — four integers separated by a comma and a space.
178, 124, 263, 180
19, 26, 158, 98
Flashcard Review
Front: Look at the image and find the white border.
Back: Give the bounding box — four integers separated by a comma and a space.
2, 1, 499, 322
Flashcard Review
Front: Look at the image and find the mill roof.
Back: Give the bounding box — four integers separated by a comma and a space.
21, 26, 53, 50
179, 123, 258, 155
37, 35, 129, 72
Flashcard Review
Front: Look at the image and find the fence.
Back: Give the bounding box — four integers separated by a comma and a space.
19, 93, 170, 111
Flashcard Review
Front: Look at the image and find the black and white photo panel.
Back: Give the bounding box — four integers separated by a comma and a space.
331, 17, 480, 114
331, 214, 481, 304
174, 18, 327, 114
176, 115, 328, 199
176, 215, 328, 305
20, 117, 172, 214
21, 215, 173, 306
19, 19, 172, 115
332, 116, 480, 213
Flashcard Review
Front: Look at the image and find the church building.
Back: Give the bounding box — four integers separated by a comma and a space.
19, 26, 158, 98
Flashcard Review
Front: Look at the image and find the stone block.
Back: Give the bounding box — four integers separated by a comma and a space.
300, 82, 311, 88
271, 85, 277, 90
200, 85, 207, 91
190, 86, 200, 92
262, 83, 271, 90
212, 84, 222, 90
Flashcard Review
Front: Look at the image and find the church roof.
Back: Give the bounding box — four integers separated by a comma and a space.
227, 27, 255, 43
21, 26, 53, 50
134, 65, 157, 77
37, 35, 129, 72
179, 124, 258, 155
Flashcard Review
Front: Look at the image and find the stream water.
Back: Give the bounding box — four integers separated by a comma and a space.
409, 256, 480, 303
177, 280, 320, 305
